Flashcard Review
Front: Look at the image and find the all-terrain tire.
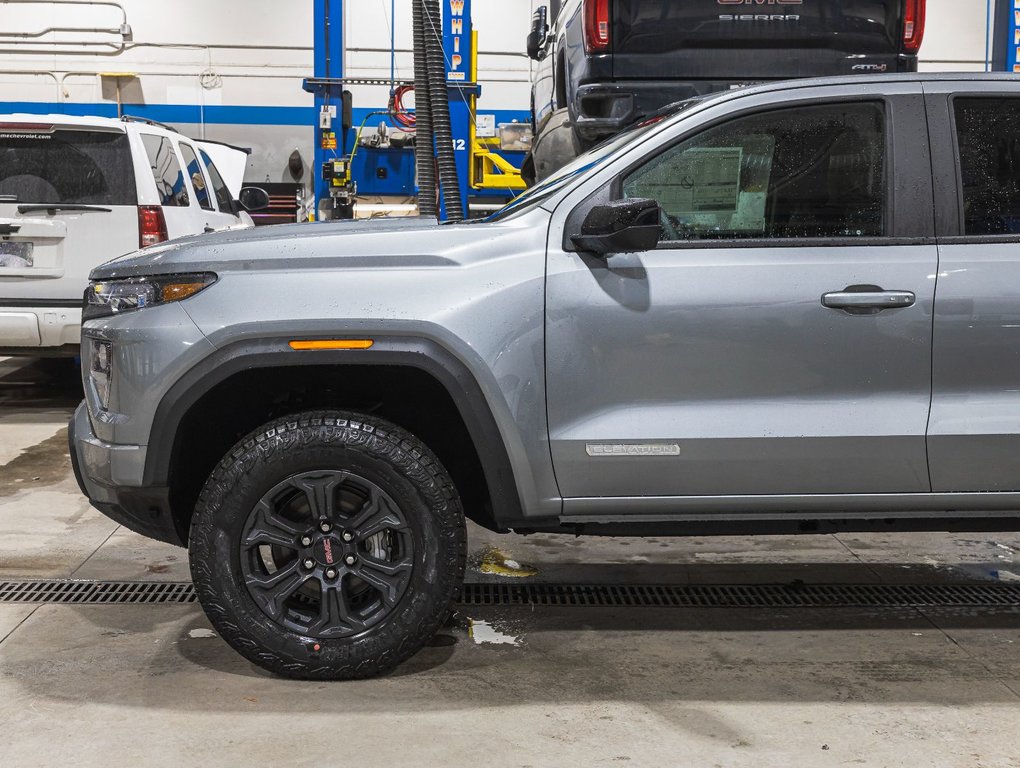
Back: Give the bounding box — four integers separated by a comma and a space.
188, 410, 466, 680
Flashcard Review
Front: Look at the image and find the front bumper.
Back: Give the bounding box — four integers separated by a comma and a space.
69, 401, 182, 547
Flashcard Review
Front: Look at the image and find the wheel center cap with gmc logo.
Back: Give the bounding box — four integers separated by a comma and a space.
313, 536, 342, 566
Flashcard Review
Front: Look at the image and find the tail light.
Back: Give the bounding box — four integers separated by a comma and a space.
137, 205, 168, 248
903, 0, 926, 54
583, 0, 610, 54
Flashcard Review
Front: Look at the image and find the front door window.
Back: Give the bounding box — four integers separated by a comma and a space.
622, 102, 886, 242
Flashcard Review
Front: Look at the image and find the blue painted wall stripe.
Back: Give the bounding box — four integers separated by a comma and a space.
0, 101, 530, 127
0, 102, 313, 125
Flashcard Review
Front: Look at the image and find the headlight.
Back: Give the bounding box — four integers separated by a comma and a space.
83, 273, 217, 321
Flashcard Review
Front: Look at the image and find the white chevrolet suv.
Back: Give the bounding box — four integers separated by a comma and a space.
0, 114, 264, 356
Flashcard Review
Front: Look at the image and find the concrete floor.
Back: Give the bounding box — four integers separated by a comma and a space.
2, 357, 1020, 767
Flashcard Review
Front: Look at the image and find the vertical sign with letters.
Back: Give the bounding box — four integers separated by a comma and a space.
442, 0, 473, 217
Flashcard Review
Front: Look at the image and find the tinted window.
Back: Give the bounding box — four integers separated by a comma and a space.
623, 102, 886, 241
179, 142, 213, 211
141, 134, 189, 207
954, 98, 1020, 236
0, 128, 136, 205
199, 150, 234, 212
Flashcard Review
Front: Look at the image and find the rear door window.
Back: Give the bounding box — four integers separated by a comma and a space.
0, 126, 136, 205
179, 142, 213, 211
141, 134, 189, 207
623, 101, 887, 241
199, 150, 235, 213
953, 98, 1020, 236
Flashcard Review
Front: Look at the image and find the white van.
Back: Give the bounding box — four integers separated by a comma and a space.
0, 114, 263, 355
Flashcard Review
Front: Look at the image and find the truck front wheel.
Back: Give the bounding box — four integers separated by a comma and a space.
188, 410, 466, 679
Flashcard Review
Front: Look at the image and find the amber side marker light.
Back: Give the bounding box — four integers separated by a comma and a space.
162, 280, 211, 302
288, 339, 374, 350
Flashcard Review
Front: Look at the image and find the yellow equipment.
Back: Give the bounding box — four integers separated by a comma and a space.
467, 32, 527, 193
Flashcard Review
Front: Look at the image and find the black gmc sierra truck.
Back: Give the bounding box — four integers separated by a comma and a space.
526, 0, 925, 179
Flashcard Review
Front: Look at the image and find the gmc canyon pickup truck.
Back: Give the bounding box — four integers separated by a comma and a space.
73, 74, 1020, 679
527, 0, 925, 178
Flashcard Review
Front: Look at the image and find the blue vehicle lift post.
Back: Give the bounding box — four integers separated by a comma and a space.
441, 0, 475, 218
304, 0, 523, 221
304, 0, 351, 220
441, 0, 526, 216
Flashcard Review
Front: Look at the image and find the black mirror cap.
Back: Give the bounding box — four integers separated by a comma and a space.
581, 198, 660, 235
571, 198, 661, 256
237, 186, 270, 212
527, 6, 548, 60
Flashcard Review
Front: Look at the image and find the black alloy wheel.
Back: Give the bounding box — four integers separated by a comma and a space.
239, 470, 414, 639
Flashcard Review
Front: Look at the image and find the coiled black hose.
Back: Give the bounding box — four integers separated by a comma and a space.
423, 0, 465, 221
412, 0, 437, 218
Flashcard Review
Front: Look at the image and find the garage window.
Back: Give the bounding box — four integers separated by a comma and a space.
953, 98, 1020, 236
141, 134, 189, 207
623, 102, 887, 241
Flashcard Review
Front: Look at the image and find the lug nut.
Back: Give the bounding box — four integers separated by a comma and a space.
325, 567, 338, 579
300, 535, 312, 547
344, 554, 357, 566
303, 558, 315, 570
341, 531, 354, 542
319, 521, 332, 533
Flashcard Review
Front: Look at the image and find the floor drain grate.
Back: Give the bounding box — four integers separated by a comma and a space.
0, 580, 197, 605
460, 582, 1020, 608
2, 580, 1020, 608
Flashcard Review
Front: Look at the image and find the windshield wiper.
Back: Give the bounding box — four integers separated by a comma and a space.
440, 216, 487, 225
17, 204, 112, 214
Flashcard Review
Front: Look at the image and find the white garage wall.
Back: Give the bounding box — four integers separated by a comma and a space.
0, 0, 1005, 188
0, 0, 534, 187
0, 2, 313, 110
920, 0, 995, 71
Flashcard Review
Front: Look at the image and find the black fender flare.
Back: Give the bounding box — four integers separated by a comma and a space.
143, 334, 524, 526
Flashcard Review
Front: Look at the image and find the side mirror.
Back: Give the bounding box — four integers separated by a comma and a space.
571, 198, 662, 256
527, 6, 549, 60
237, 186, 270, 212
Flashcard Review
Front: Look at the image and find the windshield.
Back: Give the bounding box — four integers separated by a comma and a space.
484, 100, 701, 222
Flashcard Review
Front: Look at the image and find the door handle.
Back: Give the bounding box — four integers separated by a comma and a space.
203, 225, 215, 233
822, 287, 915, 314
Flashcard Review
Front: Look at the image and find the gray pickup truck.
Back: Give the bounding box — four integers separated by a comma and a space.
72, 74, 1020, 679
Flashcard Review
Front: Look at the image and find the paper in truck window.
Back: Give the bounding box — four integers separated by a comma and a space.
688, 148, 742, 212
628, 147, 742, 215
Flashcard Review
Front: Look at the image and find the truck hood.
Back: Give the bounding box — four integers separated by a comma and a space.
90, 215, 517, 280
